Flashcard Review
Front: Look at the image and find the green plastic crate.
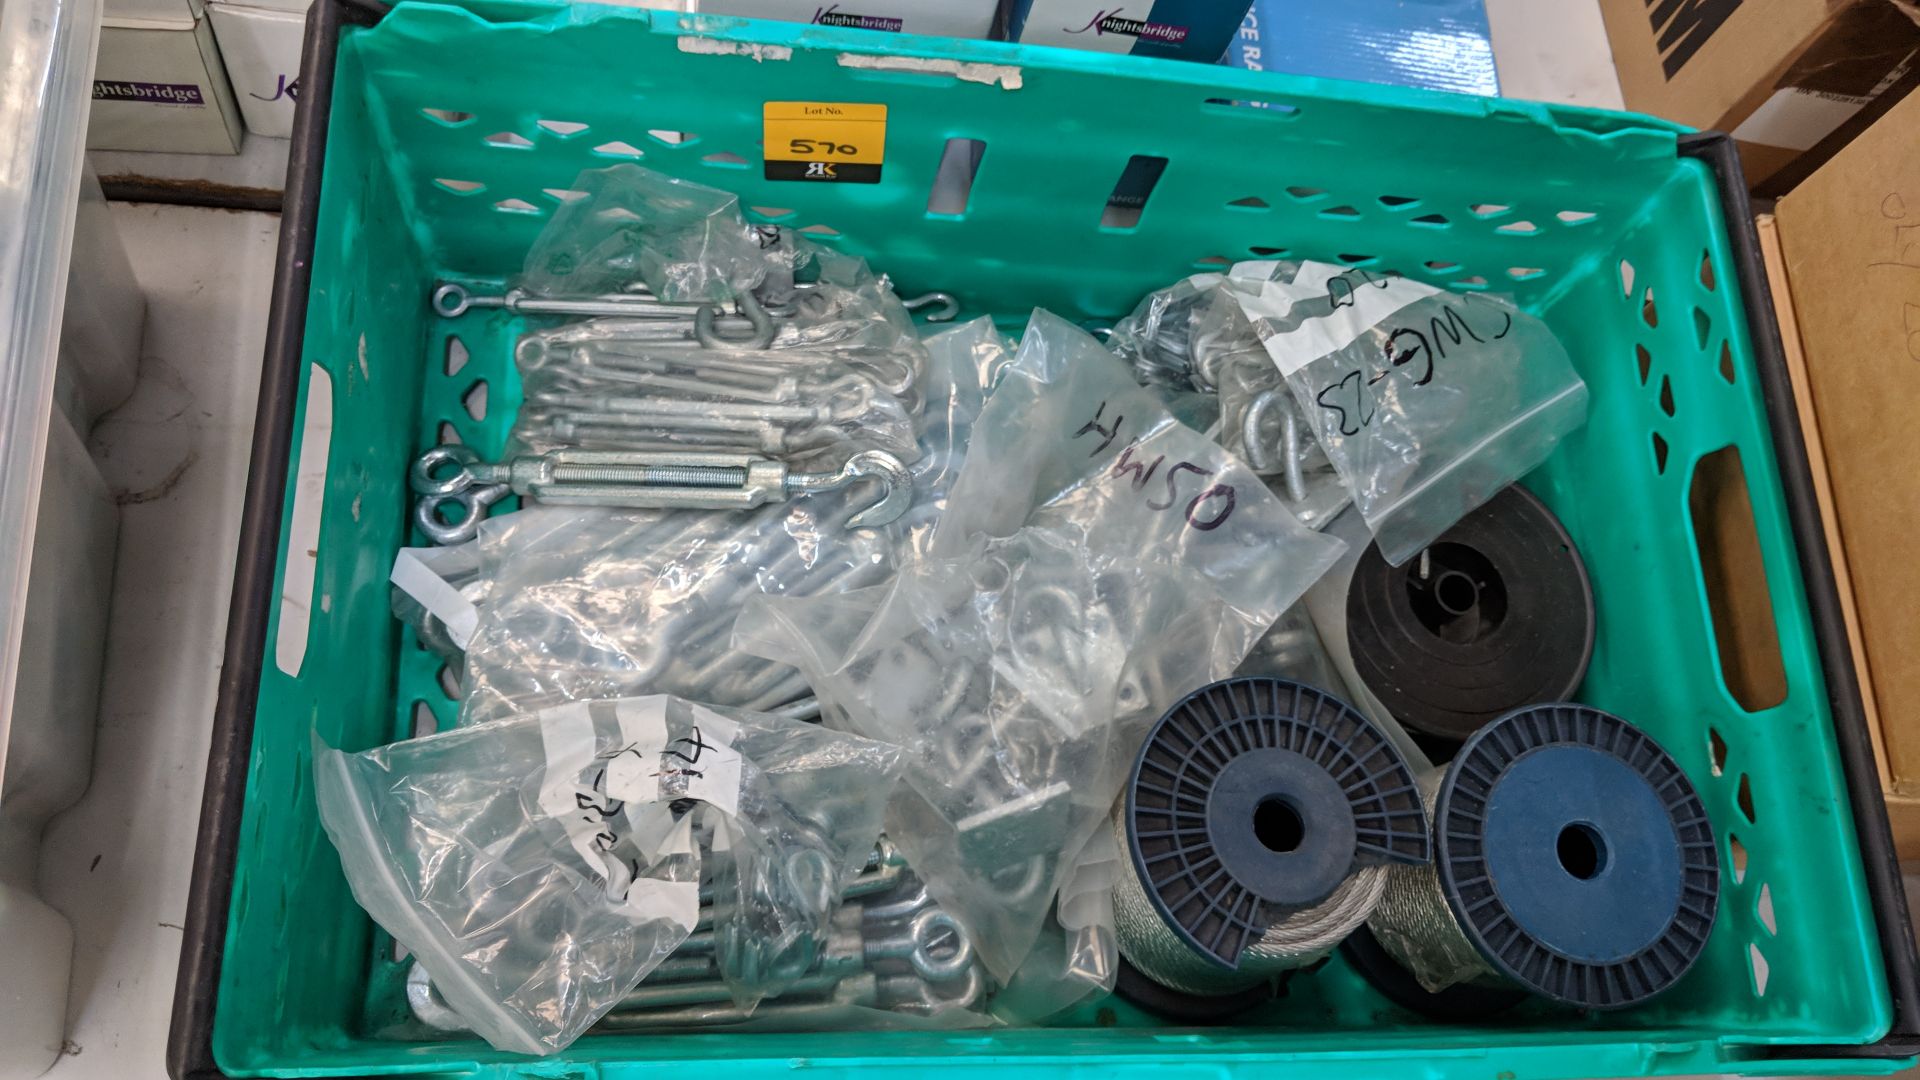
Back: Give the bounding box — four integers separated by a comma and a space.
170, 2, 1920, 1076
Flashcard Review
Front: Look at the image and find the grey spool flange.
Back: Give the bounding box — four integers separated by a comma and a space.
1117, 678, 1429, 1012
1435, 703, 1719, 1009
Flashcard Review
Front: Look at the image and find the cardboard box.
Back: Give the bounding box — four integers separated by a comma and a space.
209, 0, 303, 138
106, 0, 202, 32
90, 16, 244, 154
1003, 0, 1255, 62
696, 0, 996, 38
1769, 88, 1920, 854
1224, 0, 1498, 96
1599, 0, 1920, 192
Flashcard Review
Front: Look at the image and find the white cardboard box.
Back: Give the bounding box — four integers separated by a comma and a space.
694, 0, 997, 38
90, 16, 245, 154
209, 1, 305, 138
105, 0, 202, 32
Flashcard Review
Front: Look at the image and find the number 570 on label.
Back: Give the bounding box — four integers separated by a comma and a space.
787, 138, 858, 156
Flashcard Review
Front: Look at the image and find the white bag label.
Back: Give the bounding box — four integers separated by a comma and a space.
1237, 263, 1439, 377
390, 546, 481, 649
533, 697, 742, 927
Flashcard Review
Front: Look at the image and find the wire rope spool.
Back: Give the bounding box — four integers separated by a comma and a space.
1112, 678, 1428, 1017
1360, 703, 1720, 1013
1346, 485, 1594, 747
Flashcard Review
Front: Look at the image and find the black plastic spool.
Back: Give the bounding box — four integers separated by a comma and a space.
1433, 703, 1720, 1010
1347, 484, 1595, 746
1122, 678, 1429, 980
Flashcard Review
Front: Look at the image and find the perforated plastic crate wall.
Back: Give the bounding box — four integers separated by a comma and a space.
169, 4, 1920, 1078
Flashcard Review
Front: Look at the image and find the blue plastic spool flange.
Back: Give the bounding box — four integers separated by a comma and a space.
1435, 703, 1721, 1009
1125, 677, 1430, 969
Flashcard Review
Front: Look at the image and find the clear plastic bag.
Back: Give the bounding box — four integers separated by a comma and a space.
315, 694, 903, 1054
989, 828, 1121, 1023
505, 167, 935, 470
734, 310, 1346, 982
508, 331, 923, 467
412, 320, 1005, 727
1233, 261, 1588, 565
519, 164, 778, 304
1108, 268, 1350, 528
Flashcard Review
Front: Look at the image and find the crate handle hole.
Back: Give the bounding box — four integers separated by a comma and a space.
1642, 286, 1659, 327
1736, 773, 1756, 823
1700, 249, 1717, 291
436, 420, 461, 446
1636, 343, 1652, 385
1495, 220, 1539, 235
1319, 204, 1362, 221
1250, 246, 1289, 258
1227, 196, 1269, 210
483, 131, 533, 150
1557, 209, 1597, 225
538, 119, 590, 138
1748, 942, 1770, 996
1757, 882, 1777, 935
1651, 431, 1669, 473
1688, 446, 1788, 712
433, 178, 485, 195
701, 151, 749, 168
1411, 213, 1450, 229
1658, 374, 1675, 418
421, 107, 473, 127
592, 141, 646, 160
1729, 833, 1748, 884
927, 138, 987, 218
1619, 258, 1635, 298
1378, 194, 1419, 209
543, 188, 588, 204
1719, 341, 1736, 385
1101, 155, 1167, 231
274, 363, 334, 679
1693, 307, 1712, 350
444, 336, 468, 378
1470, 202, 1511, 219
1284, 185, 1325, 202
437, 663, 461, 700
647, 129, 698, 146
1708, 727, 1727, 776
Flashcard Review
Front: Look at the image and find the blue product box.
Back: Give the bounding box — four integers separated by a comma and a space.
1224, 0, 1499, 96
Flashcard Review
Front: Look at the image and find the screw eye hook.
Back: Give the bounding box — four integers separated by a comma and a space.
902, 291, 959, 323
695, 292, 777, 350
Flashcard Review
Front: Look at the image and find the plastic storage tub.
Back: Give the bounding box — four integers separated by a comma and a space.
171, 2, 1920, 1076
0, 0, 142, 1069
